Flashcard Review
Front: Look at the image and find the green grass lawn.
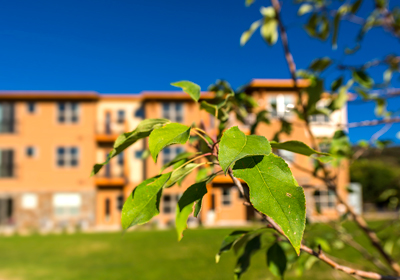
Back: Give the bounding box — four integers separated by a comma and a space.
0, 221, 399, 280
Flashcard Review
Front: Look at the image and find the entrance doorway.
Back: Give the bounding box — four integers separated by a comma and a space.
96, 188, 123, 227
0, 197, 14, 226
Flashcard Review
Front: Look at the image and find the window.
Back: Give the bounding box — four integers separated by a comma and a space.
53, 193, 81, 217
222, 188, 232, 205
56, 147, 79, 167
57, 102, 79, 123
0, 149, 14, 177
162, 146, 184, 165
26, 146, 36, 158
0, 198, 13, 225
117, 110, 125, 124
268, 95, 294, 118
27, 102, 36, 113
21, 193, 38, 209
319, 142, 331, 153
162, 194, 180, 214
117, 195, 124, 211
135, 150, 143, 159
162, 102, 184, 123
0, 102, 15, 133
314, 189, 336, 212
309, 100, 330, 124
309, 114, 330, 124
277, 149, 295, 164
117, 152, 124, 166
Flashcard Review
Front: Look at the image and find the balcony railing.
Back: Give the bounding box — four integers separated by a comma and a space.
94, 164, 126, 186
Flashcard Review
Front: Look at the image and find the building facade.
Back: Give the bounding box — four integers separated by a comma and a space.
0, 79, 349, 232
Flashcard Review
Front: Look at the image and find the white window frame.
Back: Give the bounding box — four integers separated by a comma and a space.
162, 194, 180, 214
162, 146, 184, 166
268, 94, 295, 118
56, 146, 80, 167
162, 102, 184, 123
21, 193, 38, 209
222, 188, 232, 206
314, 189, 336, 211
57, 102, 80, 124
52, 193, 81, 217
277, 149, 295, 164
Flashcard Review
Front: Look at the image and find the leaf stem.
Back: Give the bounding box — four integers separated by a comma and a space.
172, 153, 213, 173
193, 129, 214, 150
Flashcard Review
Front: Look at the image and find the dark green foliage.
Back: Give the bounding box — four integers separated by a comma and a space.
350, 159, 400, 205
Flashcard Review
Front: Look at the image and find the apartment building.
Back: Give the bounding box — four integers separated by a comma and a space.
0, 79, 349, 232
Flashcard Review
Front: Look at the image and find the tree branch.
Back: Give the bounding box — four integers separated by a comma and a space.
227, 167, 399, 280
270, 0, 400, 276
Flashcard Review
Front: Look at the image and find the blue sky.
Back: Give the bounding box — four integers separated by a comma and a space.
0, 0, 399, 143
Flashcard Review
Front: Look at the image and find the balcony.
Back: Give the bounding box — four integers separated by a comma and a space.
94, 164, 127, 186
95, 122, 126, 143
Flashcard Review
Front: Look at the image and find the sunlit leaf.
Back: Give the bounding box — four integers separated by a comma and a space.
91, 118, 170, 176
149, 123, 191, 162
240, 20, 262, 46
298, 4, 313, 16
171, 81, 201, 102
164, 162, 205, 189
219, 126, 271, 173
121, 173, 171, 229
233, 154, 306, 254
309, 57, 332, 72
270, 140, 330, 157
352, 70, 374, 88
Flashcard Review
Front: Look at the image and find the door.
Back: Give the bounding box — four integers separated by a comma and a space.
96, 188, 123, 226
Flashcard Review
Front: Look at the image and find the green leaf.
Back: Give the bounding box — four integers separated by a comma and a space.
267, 242, 287, 279
193, 198, 203, 217
91, 118, 170, 176
298, 4, 313, 16
332, 12, 341, 49
121, 173, 171, 229
314, 237, 331, 252
352, 70, 374, 88
329, 85, 348, 111
219, 126, 271, 173
305, 78, 323, 113
261, 18, 278, 45
270, 140, 330, 157
350, 0, 362, 14
175, 181, 208, 241
234, 234, 262, 279
149, 123, 191, 162
240, 19, 262, 46
171, 81, 201, 102
309, 57, 332, 72
245, 0, 255, 7
161, 152, 197, 172
164, 163, 205, 188
233, 154, 306, 254
216, 230, 249, 263
331, 76, 343, 92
